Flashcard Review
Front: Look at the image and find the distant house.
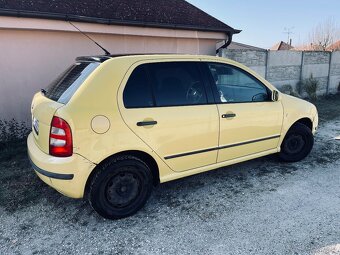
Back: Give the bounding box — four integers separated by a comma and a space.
293, 44, 315, 51
227, 41, 266, 51
293, 41, 340, 51
326, 41, 340, 51
0, 0, 240, 122
270, 41, 294, 50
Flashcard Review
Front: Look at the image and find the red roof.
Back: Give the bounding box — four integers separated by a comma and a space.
270, 41, 294, 51
326, 41, 340, 51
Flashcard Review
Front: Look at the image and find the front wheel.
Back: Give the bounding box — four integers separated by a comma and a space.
279, 123, 314, 162
89, 156, 153, 219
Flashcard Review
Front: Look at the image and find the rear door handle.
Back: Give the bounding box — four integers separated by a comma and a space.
222, 113, 236, 118
137, 121, 157, 127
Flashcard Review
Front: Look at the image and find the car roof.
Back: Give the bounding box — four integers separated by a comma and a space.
75, 54, 223, 63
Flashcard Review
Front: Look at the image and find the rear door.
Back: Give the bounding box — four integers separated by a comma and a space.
31, 61, 100, 153
118, 60, 219, 172
204, 62, 283, 163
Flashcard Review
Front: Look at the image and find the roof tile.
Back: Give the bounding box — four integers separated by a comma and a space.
0, 0, 239, 34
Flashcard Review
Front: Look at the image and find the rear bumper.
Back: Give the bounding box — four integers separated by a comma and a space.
28, 157, 74, 180
27, 133, 96, 198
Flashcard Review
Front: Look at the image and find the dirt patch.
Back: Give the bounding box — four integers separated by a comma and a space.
0, 140, 49, 212
315, 94, 340, 123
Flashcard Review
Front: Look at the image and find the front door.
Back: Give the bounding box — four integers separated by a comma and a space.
205, 62, 283, 163
119, 60, 219, 172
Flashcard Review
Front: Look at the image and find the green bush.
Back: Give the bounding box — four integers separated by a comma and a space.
303, 74, 319, 101
280, 84, 301, 97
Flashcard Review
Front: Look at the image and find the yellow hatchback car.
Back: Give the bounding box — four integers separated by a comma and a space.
28, 54, 318, 219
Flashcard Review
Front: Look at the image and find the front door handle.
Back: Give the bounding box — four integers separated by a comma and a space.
222, 113, 236, 118
137, 121, 157, 127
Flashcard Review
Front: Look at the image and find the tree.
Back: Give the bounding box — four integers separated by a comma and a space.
308, 18, 340, 51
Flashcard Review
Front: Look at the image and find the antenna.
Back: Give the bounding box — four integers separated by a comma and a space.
69, 22, 111, 56
283, 27, 294, 45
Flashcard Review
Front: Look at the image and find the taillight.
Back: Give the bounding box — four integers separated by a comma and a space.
49, 116, 73, 157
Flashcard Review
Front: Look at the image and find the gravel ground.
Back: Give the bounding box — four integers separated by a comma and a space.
0, 96, 339, 255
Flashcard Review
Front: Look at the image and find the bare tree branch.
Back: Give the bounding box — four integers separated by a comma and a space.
308, 18, 340, 51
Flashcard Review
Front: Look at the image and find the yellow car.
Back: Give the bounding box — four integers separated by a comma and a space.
28, 54, 318, 219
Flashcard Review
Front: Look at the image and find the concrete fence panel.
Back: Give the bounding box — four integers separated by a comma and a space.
267, 50, 302, 91
329, 51, 340, 94
302, 52, 330, 94
221, 49, 267, 78
221, 48, 340, 96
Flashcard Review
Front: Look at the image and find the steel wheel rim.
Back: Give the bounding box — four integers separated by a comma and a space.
105, 171, 141, 208
285, 134, 305, 154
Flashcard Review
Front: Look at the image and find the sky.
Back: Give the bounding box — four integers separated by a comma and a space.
187, 0, 340, 49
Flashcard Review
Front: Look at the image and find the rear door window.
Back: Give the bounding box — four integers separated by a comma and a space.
148, 62, 207, 107
45, 62, 100, 104
123, 65, 154, 108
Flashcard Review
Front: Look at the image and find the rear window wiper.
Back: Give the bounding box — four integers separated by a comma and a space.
41, 89, 47, 95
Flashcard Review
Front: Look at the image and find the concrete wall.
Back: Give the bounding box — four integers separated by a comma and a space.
223, 50, 267, 78
329, 51, 340, 93
267, 51, 302, 91
302, 52, 330, 95
0, 16, 226, 123
220, 49, 340, 95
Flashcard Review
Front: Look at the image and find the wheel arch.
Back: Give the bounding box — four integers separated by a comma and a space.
292, 117, 313, 131
279, 117, 313, 147
84, 150, 160, 197
279, 117, 315, 162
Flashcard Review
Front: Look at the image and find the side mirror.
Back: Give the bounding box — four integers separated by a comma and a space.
272, 90, 279, 102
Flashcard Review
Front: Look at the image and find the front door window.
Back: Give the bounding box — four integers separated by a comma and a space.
207, 63, 269, 104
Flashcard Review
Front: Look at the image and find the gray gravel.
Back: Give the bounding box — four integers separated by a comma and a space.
1, 117, 339, 255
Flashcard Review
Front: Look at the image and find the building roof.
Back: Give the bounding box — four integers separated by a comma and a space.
326, 40, 340, 51
0, 0, 240, 35
270, 41, 294, 51
227, 41, 266, 51
293, 44, 314, 51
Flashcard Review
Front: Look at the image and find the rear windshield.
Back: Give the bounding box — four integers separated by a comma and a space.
44, 62, 100, 104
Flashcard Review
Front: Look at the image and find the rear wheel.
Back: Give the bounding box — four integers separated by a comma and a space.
89, 156, 153, 219
279, 123, 314, 162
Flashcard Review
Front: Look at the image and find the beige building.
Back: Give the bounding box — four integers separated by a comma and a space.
0, 0, 240, 123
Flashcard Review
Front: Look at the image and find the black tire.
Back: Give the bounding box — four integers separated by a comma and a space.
89, 155, 153, 220
279, 123, 314, 162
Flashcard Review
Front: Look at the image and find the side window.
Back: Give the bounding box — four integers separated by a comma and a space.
123, 65, 154, 108
148, 62, 208, 107
207, 63, 269, 103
